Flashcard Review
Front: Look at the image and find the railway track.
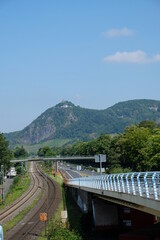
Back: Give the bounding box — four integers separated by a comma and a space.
0, 162, 43, 225
3, 162, 61, 240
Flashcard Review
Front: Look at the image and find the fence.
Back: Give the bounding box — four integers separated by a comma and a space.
67, 172, 160, 200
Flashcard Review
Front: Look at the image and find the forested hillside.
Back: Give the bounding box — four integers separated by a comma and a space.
4, 99, 160, 148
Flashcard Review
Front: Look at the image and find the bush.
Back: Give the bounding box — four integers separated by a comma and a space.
13, 176, 20, 185
109, 167, 132, 174
48, 222, 82, 240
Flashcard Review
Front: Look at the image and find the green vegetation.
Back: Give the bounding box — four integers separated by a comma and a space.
0, 133, 12, 173
13, 146, 28, 159
5, 100, 160, 148
65, 189, 93, 240
38, 164, 83, 240
2, 165, 42, 234
56, 121, 160, 172
38, 146, 56, 157
47, 225, 82, 240
2, 119, 160, 238
1, 171, 40, 233
0, 174, 30, 209
22, 139, 72, 155
3, 191, 42, 234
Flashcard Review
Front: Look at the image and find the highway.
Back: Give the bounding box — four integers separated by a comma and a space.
59, 165, 82, 179
59, 163, 100, 179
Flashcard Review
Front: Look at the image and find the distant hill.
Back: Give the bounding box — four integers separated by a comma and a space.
4, 99, 160, 148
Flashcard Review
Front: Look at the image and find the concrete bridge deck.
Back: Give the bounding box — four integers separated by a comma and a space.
67, 172, 160, 217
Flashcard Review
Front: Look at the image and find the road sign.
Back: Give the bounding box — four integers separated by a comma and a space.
40, 212, 47, 222
95, 154, 106, 176
95, 154, 106, 163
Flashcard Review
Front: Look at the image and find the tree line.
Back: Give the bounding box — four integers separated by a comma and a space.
0, 135, 28, 175
50, 120, 160, 173
1, 120, 160, 174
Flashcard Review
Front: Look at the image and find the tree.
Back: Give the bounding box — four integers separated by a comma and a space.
14, 146, 28, 159
0, 133, 12, 173
138, 120, 157, 132
108, 136, 121, 169
146, 128, 160, 170
118, 126, 151, 171
38, 146, 56, 157
93, 134, 111, 155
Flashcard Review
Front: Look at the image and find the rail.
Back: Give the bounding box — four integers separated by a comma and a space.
67, 172, 160, 200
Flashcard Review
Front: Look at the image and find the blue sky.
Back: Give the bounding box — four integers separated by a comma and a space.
0, 0, 160, 133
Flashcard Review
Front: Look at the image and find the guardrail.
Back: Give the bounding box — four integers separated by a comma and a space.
67, 172, 160, 200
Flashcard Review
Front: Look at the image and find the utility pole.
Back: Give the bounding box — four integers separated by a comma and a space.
1, 165, 4, 203
21, 162, 24, 176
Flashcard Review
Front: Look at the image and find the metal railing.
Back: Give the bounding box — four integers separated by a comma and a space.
67, 172, 160, 200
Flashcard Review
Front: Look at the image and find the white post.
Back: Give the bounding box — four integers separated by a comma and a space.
99, 155, 102, 176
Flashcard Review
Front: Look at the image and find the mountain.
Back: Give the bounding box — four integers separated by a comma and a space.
4, 99, 160, 148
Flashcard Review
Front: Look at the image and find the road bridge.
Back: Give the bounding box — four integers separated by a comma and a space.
11, 157, 160, 216
67, 172, 160, 217
10, 156, 94, 163
10, 156, 160, 233
10, 156, 95, 172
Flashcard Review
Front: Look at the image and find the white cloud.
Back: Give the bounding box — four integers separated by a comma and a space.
104, 51, 160, 64
103, 27, 133, 38
152, 54, 160, 62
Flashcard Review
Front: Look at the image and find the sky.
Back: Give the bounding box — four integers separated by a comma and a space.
0, 0, 160, 133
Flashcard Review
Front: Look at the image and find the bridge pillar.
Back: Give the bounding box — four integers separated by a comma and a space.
69, 187, 92, 213
92, 198, 119, 229
76, 189, 92, 212
68, 187, 120, 229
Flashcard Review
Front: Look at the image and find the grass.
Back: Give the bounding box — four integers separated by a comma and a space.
3, 191, 42, 234
1, 170, 43, 234
2, 164, 85, 239
37, 164, 83, 240
37, 169, 64, 240
0, 174, 30, 210
65, 189, 93, 240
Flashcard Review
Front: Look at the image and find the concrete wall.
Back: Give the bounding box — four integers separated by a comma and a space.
68, 187, 119, 229
69, 187, 91, 213
72, 185, 160, 217
68, 186, 158, 233
92, 198, 119, 228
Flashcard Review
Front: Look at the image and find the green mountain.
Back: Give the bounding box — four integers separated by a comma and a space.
4, 99, 160, 148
